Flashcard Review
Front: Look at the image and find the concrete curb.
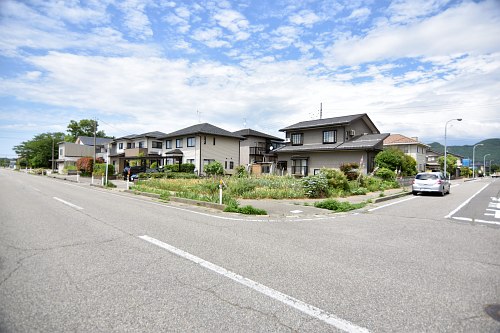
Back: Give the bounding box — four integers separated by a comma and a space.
371, 191, 411, 203
123, 190, 226, 211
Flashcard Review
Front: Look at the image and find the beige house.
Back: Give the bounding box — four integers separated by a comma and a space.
56, 136, 112, 173
160, 123, 243, 176
275, 114, 388, 176
383, 134, 429, 172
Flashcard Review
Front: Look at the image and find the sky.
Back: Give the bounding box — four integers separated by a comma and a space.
1, 0, 499, 158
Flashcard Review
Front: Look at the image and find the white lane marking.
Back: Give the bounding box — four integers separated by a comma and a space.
475, 219, 500, 226
444, 183, 491, 219
139, 235, 370, 333
367, 196, 418, 212
451, 217, 472, 222
290, 210, 303, 214
488, 203, 500, 209
53, 197, 83, 210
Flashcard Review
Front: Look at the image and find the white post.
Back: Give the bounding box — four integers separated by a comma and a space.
105, 143, 109, 186
76, 171, 79, 183
219, 179, 223, 205
91, 174, 94, 185
127, 178, 130, 190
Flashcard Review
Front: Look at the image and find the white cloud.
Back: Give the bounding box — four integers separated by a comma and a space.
192, 27, 230, 48
326, 0, 500, 66
117, 0, 153, 40
347, 7, 371, 23
289, 10, 321, 27
387, 0, 451, 24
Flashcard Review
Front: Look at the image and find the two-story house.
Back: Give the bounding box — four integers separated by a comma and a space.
426, 149, 463, 175
383, 134, 429, 172
56, 136, 113, 173
160, 123, 243, 176
275, 114, 389, 176
109, 131, 167, 172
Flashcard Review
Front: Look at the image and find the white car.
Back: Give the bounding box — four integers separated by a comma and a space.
412, 172, 450, 196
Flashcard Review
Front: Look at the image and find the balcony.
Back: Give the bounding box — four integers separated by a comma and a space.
249, 146, 266, 156
125, 148, 148, 157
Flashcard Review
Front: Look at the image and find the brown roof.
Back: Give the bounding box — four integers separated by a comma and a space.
383, 134, 427, 146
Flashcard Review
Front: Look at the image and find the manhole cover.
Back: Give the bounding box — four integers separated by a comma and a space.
485, 304, 500, 322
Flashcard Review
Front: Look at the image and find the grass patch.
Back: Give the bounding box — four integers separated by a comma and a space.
224, 202, 267, 215
314, 199, 367, 212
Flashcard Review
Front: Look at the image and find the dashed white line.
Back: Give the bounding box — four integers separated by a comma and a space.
139, 235, 370, 333
53, 197, 83, 210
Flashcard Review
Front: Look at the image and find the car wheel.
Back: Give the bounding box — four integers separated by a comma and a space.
447, 187, 450, 194
412, 191, 418, 196
440, 187, 445, 196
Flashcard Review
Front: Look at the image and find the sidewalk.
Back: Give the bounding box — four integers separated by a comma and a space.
238, 187, 410, 218
47, 173, 131, 190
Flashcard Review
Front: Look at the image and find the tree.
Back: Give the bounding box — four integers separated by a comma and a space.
66, 119, 107, 142
13, 132, 65, 168
374, 148, 417, 176
438, 155, 458, 177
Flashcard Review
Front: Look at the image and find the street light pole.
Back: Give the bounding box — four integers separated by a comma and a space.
483, 154, 491, 176
472, 143, 483, 178
51, 134, 55, 173
444, 118, 462, 179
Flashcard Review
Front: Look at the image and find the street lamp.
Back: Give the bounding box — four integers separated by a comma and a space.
444, 118, 462, 179
483, 154, 491, 176
472, 143, 483, 178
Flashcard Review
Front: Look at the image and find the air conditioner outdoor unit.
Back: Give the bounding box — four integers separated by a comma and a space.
284, 138, 291, 143
349, 130, 356, 136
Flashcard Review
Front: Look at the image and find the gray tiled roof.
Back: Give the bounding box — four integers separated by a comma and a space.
77, 136, 113, 146
233, 129, 284, 141
114, 131, 167, 141
275, 133, 389, 153
280, 113, 375, 132
161, 123, 244, 139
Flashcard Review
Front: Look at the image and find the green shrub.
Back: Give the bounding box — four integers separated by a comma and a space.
180, 163, 195, 173
321, 168, 350, 191
223, 202, 267, 215
104, 181, 116, 188
228, 178, 256, 196
150, 162, 158, 169
314, 199, 366, 212
150, 172, 165, 179
350, 187, 368, 195
76, 157, 93, 173
375, 167, 396, 181
204, 161, 224, 176
302, 174, 329, 198
93, 163, 115, 176
235, 165, 249, 178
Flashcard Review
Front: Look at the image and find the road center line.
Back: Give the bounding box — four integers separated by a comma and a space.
367, 196, 418, 212
139, 235, 370, 333
444, 183, 491, 219
53, 197, 83, 210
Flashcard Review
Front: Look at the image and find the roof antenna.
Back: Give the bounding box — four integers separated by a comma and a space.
196, 110, 201, 123
319, 102, 323, 119
243, 118, 247, 128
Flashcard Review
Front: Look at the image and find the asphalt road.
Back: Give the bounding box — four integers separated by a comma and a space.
0, 169, 499, 332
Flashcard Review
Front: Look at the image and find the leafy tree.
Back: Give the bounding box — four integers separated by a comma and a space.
204, 161, 224, 176
438, 155, 458, 177
66, 119, 107, 142
76, 157, 93, 174
375, 148, 417, 176
13, 132, 65, 168
460, 166, 472, 177
491, 164, 499, 173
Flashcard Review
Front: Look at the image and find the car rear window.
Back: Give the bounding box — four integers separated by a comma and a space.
416, 174, 438, 180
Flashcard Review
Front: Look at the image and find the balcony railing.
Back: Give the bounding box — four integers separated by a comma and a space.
249, 147, 266, 156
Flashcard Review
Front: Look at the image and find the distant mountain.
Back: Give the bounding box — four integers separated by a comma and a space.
427, 139, 500, 166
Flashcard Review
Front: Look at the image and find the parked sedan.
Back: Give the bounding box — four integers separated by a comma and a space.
412, 172, 450, 196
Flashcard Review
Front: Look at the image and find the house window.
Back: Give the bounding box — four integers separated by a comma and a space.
291, 133, 303, 146
127, 142, 134, 149
204, 136, 206, 144
313, 168, 321, 175
119, 143, 123, 150
225, 161, 228, 169
323, 130, 337, 144
229, 161, 234, 169
59, 148, 63, 156
186, 159, 194, 164
213, 137, 216, 145
187, 137, 195, 147
176, 139, 183, 148
292, 159, 308, 176
203, 159, 215, 165
166, 140, 172, 149
152, 141, 162, 149
138, 141, 145, 148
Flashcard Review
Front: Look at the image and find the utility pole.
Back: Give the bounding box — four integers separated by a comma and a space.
93, 118, 97, 178
51, 134, 55, 172
319, 102, 322, 119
